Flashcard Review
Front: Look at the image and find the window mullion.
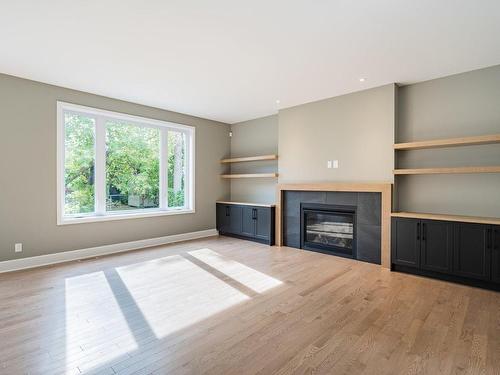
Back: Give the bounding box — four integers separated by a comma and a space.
95, 117, 106, 215
186, 131, 193, 210
184, 132, 190, 209
160, 128, 168, 210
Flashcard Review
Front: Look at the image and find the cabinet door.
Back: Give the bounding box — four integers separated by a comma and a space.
391, 218, 420, 268
228, 205, 243, 235
216, 204, 231, 233
453, 223, 491, 281
492, 226, 500, 283
241, 207, 256, 237
420, 220, 453, 274
255, 207, 271, 241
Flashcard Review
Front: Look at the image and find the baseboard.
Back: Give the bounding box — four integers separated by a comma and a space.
0, 229, 218, 274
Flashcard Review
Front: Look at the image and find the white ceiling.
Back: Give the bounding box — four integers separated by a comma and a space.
1, 0, 500, 124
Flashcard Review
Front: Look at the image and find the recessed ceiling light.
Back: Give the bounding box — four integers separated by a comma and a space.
359, 78, 366, 82
275, 99, 281, 104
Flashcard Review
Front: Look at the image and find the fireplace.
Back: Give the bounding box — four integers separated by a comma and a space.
300, 203, 357, 258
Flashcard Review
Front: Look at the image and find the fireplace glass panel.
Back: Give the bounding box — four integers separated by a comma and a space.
305, 211, 354, 249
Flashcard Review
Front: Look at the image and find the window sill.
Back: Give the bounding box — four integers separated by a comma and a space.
58, 208, 195, 225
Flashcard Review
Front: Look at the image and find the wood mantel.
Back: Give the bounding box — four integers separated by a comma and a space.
276, 182, 393, 268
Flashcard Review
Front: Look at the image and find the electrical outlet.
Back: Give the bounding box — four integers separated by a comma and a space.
327, 160, 332, 169
15, 243, 23, 253
332, 160, 339, 169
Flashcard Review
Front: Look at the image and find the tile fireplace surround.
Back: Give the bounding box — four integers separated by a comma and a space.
276, 183, 392, 268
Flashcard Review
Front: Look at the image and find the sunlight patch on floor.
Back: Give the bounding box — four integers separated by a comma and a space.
65, 271, 138, 374
188, 248, 283, 293
115, 254, 250, 339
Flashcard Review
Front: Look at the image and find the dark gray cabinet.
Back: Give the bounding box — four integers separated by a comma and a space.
392, 218, 499, 288
216, 204, 231, 233
217, 204, 242, 234
229, 206, 243, 234
453, 223, 490, 281
421, 220, 453, 274
391, 218, 420, 268
241, 207, 256, 237
392, 218, 452, 273
492, 226, 500, 283
216, 203, 275, 245
255, 207, 271, 241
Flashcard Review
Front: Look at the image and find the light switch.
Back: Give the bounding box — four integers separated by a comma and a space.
327, 160, 339, 169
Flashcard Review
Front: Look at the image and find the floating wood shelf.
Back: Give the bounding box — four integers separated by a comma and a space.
394, 134, 500, 150
216, 200, 276, 207
221, 173, 278, 179
394, 166, 500, 175
391, 212, 500, 225
220, 154, 278, 163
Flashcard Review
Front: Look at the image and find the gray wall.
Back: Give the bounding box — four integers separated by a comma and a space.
229, 115, 278, 204
396, 65, 500, 217
0, 73, 230, 262
278, 84, 396, 183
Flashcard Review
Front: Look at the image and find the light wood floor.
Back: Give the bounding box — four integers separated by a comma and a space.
1, 236, 500, 375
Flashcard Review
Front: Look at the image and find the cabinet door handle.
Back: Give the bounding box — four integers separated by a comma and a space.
494, 230, 498, 250
422, 223, 426, 241
252, 208, 257, 220
416, 222, 420, 240
487, 228, 492, 249
225, 206, 230, 216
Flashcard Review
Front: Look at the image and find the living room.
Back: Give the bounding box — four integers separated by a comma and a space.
0, 1, 499, 374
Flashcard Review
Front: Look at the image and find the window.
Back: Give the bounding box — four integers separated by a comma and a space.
57, 102, 194, 224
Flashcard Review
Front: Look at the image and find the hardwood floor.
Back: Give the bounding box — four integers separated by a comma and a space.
1, 236, 499, 375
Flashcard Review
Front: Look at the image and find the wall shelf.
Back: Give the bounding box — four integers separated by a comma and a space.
391, 211, 500, 225
221, 173, 278, 179
220, 154, 278, 163
216, 200, 275, 207
394, 166, 500, 175
394, 134, 500, 150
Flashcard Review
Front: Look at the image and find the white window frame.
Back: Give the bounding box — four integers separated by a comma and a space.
57, 101, 195, 225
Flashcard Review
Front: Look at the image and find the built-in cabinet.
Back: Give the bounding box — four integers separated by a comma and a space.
241, 207, 255, 237
421, 220, 453, 274
392, 133, 500, 282
453, 223, 490, 281
255, 207, 272, 241
392, 218, 420, 268
217, 204, 242, 234
392, 217, 500, 287
216, 203, 275, 245
492, 227, 500, 283
392, 218, 453, 273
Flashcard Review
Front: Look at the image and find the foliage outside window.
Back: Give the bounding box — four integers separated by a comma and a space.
58, 102, 194, 224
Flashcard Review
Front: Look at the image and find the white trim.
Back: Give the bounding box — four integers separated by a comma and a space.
95, 116, 106, 215
56, 102, 65, 224
57, 101, 195, 132
159, 128, 168, 210
60, 208, 195, 225
187, 128, 195, 211
56, 101, 196, 225
0, 229, 218, 274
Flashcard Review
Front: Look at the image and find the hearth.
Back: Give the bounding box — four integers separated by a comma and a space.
300, 203, 357, 258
